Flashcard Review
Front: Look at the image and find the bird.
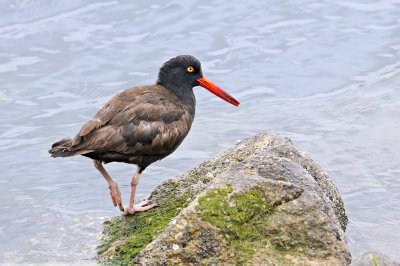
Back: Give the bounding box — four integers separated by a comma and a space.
49, 55, 239, 215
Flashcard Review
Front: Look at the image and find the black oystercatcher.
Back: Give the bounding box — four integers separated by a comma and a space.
49, 55, 239, 215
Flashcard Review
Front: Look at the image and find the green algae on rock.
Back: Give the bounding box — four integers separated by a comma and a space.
196, 185, 275, 264
98, 191, 192, 264
98, 132, 351, 265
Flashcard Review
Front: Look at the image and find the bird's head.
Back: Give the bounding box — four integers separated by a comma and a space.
157, 55, 239, 107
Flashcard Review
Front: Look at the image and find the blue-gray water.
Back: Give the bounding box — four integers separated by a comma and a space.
1, 0, 400, 264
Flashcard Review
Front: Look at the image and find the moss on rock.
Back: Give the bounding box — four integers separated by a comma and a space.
98, 190, 193, 265
197, 185, 274, 264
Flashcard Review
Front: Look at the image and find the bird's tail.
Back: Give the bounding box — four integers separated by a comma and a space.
49, 138, 76, 157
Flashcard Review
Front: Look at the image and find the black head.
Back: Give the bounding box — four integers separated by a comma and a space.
157, 55, 203, 99
157, 55, 240, 107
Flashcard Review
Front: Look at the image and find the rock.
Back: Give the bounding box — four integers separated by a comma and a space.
98, 132, 350, 265
351, 252, 400, 266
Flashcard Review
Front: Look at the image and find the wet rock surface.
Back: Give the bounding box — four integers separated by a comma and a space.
98, 132, 350, 265
351, 252, 400, 266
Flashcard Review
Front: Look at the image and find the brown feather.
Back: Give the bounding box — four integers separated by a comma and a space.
61, 85, 195, 167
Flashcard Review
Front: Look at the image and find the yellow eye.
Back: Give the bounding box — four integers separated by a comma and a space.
186, 66, 195, 73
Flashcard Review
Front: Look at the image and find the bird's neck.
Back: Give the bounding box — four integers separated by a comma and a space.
158, 81, 196, 107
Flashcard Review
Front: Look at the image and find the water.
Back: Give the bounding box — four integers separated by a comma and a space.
1, 0, 400, 264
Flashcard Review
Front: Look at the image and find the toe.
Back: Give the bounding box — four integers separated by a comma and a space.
122, 203, 157, 216
135, 203, 157, 212
135, 200, 149, 207
122, 207, 135, 216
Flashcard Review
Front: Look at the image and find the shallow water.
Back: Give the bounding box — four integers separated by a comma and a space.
1, 0, 400, 264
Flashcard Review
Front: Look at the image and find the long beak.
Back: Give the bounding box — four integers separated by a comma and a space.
197, 77, 240, 107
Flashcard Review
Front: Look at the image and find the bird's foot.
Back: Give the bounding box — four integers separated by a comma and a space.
122, 200, 157, 216
108, 182, 124, 212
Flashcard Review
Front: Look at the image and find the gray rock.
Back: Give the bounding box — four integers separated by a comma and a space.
98, 132, 350, 265
351, 252, 400, 266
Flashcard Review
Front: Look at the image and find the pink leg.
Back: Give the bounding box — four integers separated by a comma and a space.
93, 160, 124, 212
123, 168, 157, 216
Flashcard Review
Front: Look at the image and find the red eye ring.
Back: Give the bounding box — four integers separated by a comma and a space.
186, 66, 195, 73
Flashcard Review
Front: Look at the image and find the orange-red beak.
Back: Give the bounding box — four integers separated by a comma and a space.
197, 77, 240, 107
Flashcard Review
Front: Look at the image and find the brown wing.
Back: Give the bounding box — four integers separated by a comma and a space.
70, 85, 194, 158
70, 87, 152, 146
